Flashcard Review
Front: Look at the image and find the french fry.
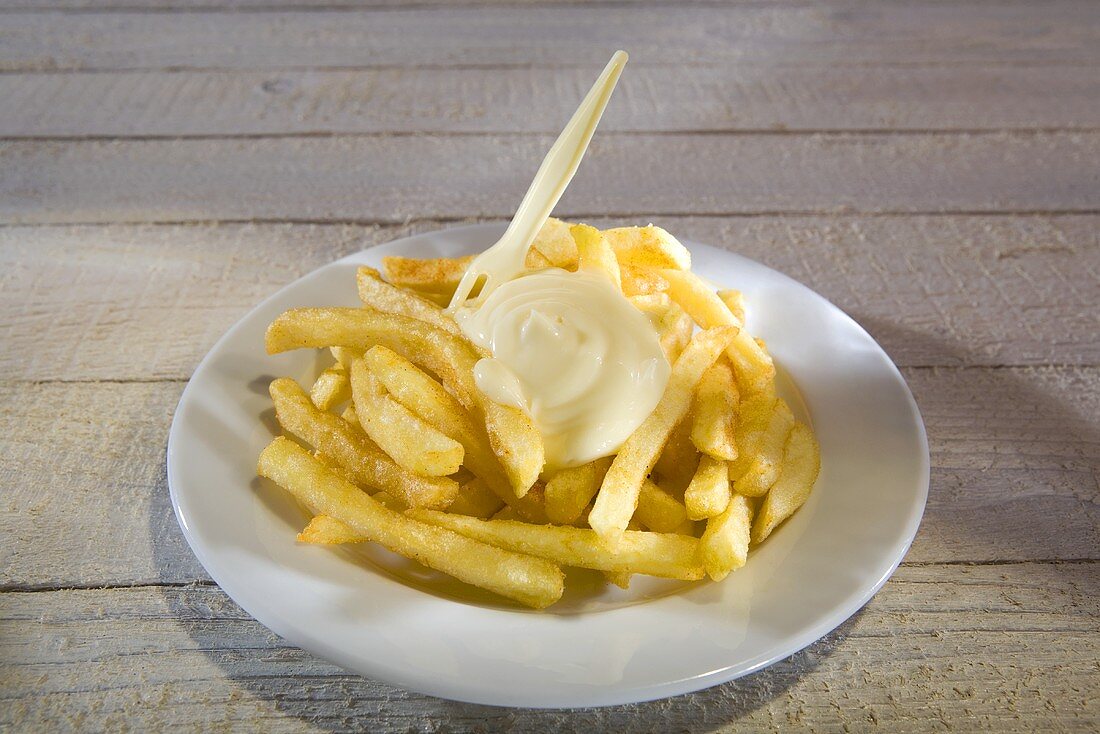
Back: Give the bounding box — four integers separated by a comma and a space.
265, 308, 544, 497
635, 479, 688, 532
258, 438, 563, 608
571, 223, 621, 289
310, 363, 352, 411
492, 505, 522, 521
298, 514, 363, 544
620, 265, 670, 297
269, 377, 458, 509
589, 325, 738, 544
446, 477, 505, 519
653, 417, 698, 493
362, 345, 547, 521
751, 423, 820, 544
733, 398, 794, 497
627, 293, 671, 312
356, 266, 463, 336
657, 302, 694, 365
381, 255, 474, 298
409, 509, 705, 581
340, 405, 361, 431
526, 247, 554, 269
691, 360, 740, 461
717, 289, 746, 325
602, 225, 691, 270
297, 490, 409, 545
701, 493, 753, 581
330, 346, 363, 369
544, 457, 612, 526
531, 217, 578, 269
726, 393, 777, 481
349, 360, 464, 477
658, 269, 775, 395
684, 454, 732, 521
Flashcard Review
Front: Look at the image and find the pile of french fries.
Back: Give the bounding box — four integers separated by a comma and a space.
258, 219, 820, 609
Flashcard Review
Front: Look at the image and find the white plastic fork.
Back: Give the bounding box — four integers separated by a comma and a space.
447, 50, 628, 310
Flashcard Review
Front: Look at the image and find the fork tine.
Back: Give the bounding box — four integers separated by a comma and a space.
449, 266, 480, 309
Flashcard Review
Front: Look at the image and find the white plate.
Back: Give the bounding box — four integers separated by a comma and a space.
168, 223, 928, 708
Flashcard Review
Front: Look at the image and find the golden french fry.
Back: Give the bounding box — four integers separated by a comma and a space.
531, 217, 578, 269
330, 346, 364, 370
658, 268, 775, 395
258, 438, 563, 608
691, 360, 740, 461
356, 266, 463, 336
446, 477, 505, 519
635, 479, 688, 532
296, 487, 406, 545
349, 360, 464, 477
603, 225, 691, 270
701, 493, 753, 581
627, 295, 691, 364
265, 308, 544, 497
733, 399, 794, 497
658, 302, 694, 364
685, 454, 732, 521
381, 255, 474, 297
605, 571, 632, 589
571, 223, 621, 289
589, 325, 739, 544
544, 457, 612, 526
653, 417, 698, 493
751, 422, 820, 544
269, 378, 458, 509
620, 265, 670, 297
310, 363, 352, 411
298, 514, 363, 544
362, 345, 547, 521
717, 289, 746, 325
726, 393, 777, 480
409, 509, 705, 580
627, 293, 671, 312
492, 505, 522, 521
340, 405, 361, 431
526, 247, 554, 269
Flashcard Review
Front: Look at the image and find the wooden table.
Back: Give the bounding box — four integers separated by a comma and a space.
2, 1, 1098, 730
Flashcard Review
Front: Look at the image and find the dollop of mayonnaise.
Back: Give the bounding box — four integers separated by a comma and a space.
454, 268, 670, 470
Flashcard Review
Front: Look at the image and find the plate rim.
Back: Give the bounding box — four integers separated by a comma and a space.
167, 222, 930, 708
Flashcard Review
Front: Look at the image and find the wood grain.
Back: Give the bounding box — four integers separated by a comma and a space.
2, 2, 1097, 72
4, 132, 1099, 225
3, 65, 1098, 137
2, 365, 1096, 588
2, 563, 1096, 731
2, 217, 1096, 383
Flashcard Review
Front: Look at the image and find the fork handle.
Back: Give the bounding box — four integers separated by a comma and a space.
449, 51, 628, 307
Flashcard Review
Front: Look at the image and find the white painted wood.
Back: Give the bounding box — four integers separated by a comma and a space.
1, 2, 1097, 72
3, 132, 1099, 224
2, 365, 1096, 588
1, 564, 1096, 731
1, 218, 1097, 383
2, 65, 1098, 137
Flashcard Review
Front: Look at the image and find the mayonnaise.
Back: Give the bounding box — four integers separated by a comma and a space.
454, 268, 670, 470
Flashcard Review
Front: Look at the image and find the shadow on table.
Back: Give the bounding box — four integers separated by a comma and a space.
150, 319, 1097, 731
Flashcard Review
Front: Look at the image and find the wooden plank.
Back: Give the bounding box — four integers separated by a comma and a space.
1, 563, 1096, 731
2, 217, 1096, 382
1, 3, 1097, 72
1, 368, 1095, 588
3, 132, 1099, 225
3, 65, 1099, 137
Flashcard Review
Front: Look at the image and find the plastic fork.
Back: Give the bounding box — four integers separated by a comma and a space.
447, 50, 628, 310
